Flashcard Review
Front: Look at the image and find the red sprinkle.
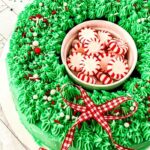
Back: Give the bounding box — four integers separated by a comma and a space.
148, 118, 150, 121
36, 14, 43, 18
34, 47, 41, 54
148, 110, 150, 113
30, 27, 34, 32
43, 19, 48, 23
54, 120, 60, 124
148, 104, 150, 107
45, 90, 50, 96
24, 75, 28, 80
65, 6, 69, 11
39, 148, 47, 150
51, 101, 55, 105
22, 32, 26, 38
28, 74, 33, 77
29, 16, 36, 20
52, 10, 57, 15
135, 84, 138, 88
148, 96, 150, 101
133, 4, 137, 8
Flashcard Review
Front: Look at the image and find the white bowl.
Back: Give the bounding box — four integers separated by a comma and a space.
61, 20, 138, 90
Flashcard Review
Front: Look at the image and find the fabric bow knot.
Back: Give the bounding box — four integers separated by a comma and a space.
61, 85, 138, 150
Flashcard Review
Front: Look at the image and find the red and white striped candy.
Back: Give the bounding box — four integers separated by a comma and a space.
108, 38, 128, 55
79, 27, 98, 43
72, 39, 80, 47
77, 72, 96, 84
108, 51, 125, 60
80, 55, 100, 76
84, 38, 105, 56
95, 71, 103, 80
98, 73, 113, 85
98, 53, 114, 72
72, 41, 85, 53
67, 52, 84, 72
107, 57, 129, 80
98, 30, 113, 46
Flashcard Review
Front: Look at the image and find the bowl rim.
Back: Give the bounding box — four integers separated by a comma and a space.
61, 20, 138, 88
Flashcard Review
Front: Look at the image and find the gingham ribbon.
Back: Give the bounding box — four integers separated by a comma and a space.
61, 84, 138, 150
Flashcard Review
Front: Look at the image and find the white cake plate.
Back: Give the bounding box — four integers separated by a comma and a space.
0, 43, 39, 150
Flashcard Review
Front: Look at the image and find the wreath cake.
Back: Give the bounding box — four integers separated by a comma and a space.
6, 0, 150, 150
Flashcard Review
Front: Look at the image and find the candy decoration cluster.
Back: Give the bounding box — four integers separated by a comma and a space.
67, 27, 130, 85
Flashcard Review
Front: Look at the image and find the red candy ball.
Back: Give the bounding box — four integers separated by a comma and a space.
34, 47, 41, 54
52, 10, 57, 15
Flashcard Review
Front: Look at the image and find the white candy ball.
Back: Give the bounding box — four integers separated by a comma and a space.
66, 115, 70, 120
130, 106, 134, 111
60, 112, 65, 117
124, 122, 130, 128
33, 32, 38, 37
33, 95, 38, 99
32, 41, 39, 47
43, 96, 48, 100
39, 2, 43, 6
141, 18, 145, 22
64, 2, 68, 6
33, 74, 39, 78
33, 61, 37, 64
47, 96, 52, 101
50, 89, 56, 95
137, 19, 141, 23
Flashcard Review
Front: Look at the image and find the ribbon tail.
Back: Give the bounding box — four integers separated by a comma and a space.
99, 97, 132, 113
104, 102, 138, 120
95, 115, 134, 150
61, 125, 76, 150
61, 111, 92, 150
114, 142, 134, 150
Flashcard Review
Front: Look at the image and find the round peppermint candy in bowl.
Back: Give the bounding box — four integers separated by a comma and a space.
61, 20, 137, 90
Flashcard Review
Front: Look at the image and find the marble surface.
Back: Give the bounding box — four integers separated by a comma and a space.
0, 0, 31, 54
0, 1, 31, 150
0, 105, 27, 150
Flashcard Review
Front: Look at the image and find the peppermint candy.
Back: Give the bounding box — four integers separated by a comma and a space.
98, 30, 113, 46
84, 38, 105, 55
77, 72, 96, 84
98, 73, 113, 85
67, 52, 84, 72
72, 39, 80, 47
98, 53, 114, 72
96, 71, 103, 80
72, 41, 85, 53
80, 55, 100, 76
108, 51, 125, 60
108, 38, 128, 55
107, 57, 129, 80
79, 27, 98, 43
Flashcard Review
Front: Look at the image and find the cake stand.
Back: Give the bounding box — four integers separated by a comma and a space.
0, 43, 39, 150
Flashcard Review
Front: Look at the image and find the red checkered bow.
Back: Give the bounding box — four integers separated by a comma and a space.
61, 84, 138, 150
